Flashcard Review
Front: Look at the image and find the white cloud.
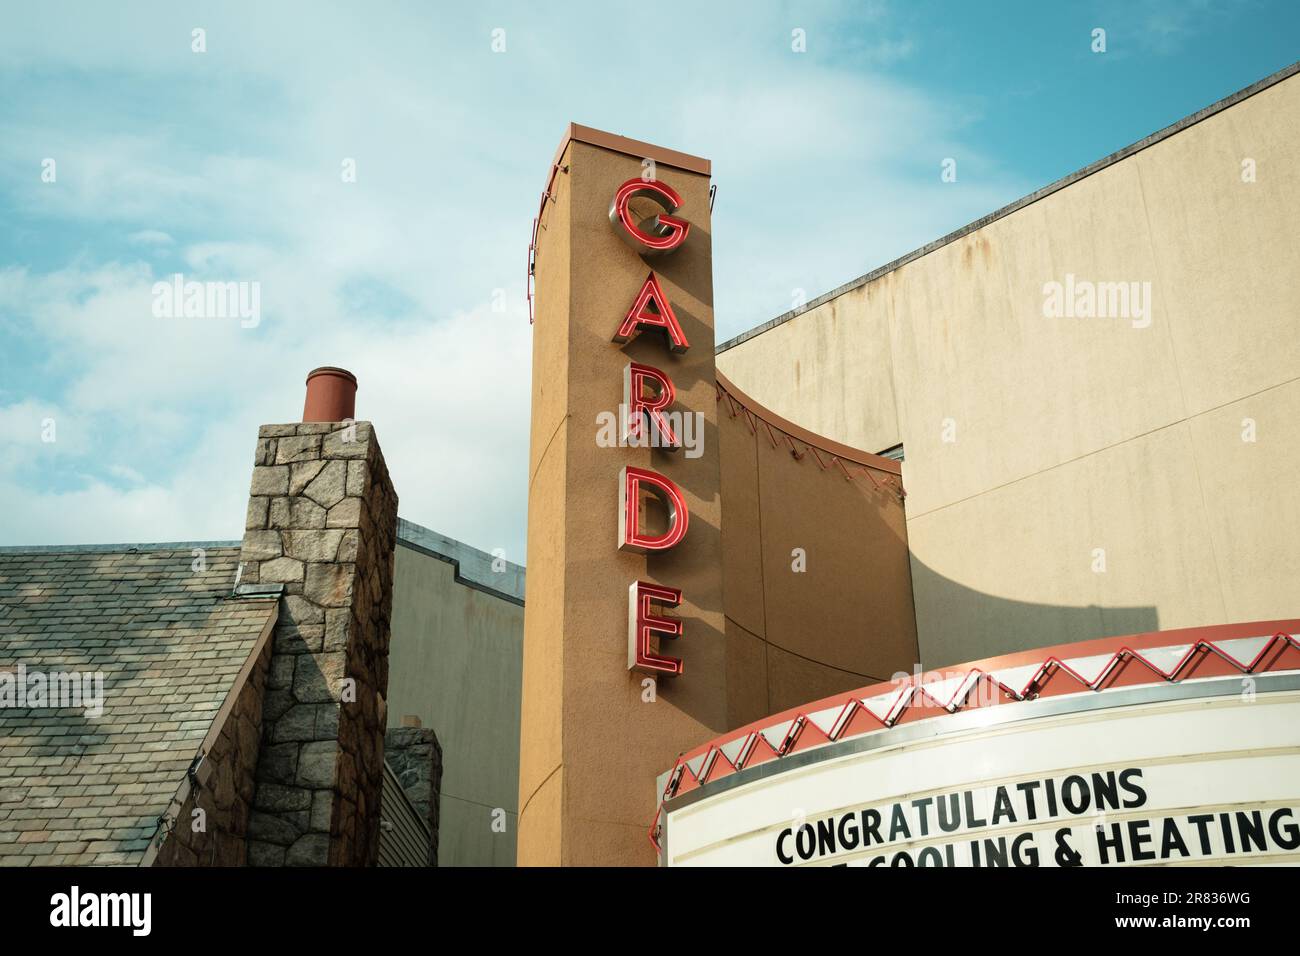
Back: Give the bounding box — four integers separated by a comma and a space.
127, 230, 174, 246
0, 255, 531, 554
0, 1, 1031, 558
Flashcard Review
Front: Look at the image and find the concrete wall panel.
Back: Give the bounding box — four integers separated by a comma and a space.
907, 423, 1223, 666
752, 422, 914, 678
718, 388, 767, 639
716, 376, 919, 711
1134, 79, 1300, 416
724, 618, 769, 729
719, 281, 901, 455
718, 69, 1300, 668
885, 162, 1186, 517
1188, 378, 1300, 623
387, 544, 524, 867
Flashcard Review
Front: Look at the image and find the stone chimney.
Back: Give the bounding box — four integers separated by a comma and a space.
238, 370, 398, 866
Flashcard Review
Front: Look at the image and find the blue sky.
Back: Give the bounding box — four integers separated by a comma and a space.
0, 1, 1295, 559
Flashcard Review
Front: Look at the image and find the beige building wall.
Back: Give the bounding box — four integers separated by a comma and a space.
386, 534, 524, 867
718, 67, 1300, 668
519, 128, 726, 867
717, 373, 919, 727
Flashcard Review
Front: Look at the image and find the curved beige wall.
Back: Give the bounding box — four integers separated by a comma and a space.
718, 69, 1300, 668
717, 377, 919, 726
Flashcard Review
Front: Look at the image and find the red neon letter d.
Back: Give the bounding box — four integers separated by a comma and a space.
618, 466, 689, 552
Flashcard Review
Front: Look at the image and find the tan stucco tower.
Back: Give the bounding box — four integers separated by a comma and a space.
518, 126, 726, 866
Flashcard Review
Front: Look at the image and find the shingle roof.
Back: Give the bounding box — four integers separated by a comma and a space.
0, 545, 277, 866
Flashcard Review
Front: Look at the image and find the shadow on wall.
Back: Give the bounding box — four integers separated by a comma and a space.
717, 374, 920, 727
909, 556, 1158, 670
715, 371, 1159, 695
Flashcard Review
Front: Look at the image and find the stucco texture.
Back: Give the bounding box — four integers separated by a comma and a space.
386, 544, 523, 866
717, 71, 1300, 668
718, 383, 919, 726
520, 136, 726, 867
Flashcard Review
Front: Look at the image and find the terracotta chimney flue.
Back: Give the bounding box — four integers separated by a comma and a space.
302, 366, 358, 422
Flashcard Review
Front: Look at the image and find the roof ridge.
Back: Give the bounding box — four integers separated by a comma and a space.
716, 59, 1300, 355
0, 541, 240, 555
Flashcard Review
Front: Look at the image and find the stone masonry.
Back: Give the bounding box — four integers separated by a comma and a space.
153, 637, 273, 866
239, 421, 398, 866
384, 726, 443, 866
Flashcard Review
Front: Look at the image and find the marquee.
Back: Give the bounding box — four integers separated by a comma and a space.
656, 620, 1300, 866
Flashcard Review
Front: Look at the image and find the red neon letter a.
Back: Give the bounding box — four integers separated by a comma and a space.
612, 273, 689, 353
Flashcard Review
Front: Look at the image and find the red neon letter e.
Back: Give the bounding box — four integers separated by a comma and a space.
628, 580, 684, 676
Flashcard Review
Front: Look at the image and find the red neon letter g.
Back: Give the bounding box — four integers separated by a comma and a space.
609, 178, 690, 255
